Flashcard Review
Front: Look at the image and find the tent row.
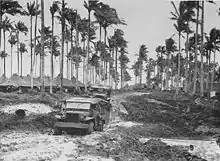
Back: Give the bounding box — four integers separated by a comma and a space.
0, 74, 84, 88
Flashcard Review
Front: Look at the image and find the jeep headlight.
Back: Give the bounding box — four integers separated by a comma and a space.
79, 115, 86, 121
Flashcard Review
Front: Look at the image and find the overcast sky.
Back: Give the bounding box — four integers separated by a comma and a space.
1, 0, 220, 84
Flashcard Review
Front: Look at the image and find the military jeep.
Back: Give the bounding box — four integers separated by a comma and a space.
53, 97, 111, 135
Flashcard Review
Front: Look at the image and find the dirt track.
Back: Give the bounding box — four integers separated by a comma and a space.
1, 92, 220, 161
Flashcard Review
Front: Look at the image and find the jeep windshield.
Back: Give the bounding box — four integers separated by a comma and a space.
65, 102, 91, 111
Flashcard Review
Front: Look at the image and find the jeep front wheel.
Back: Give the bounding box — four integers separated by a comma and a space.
87, 122, 94, 134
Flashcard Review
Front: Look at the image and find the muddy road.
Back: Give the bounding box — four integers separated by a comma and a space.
1, 92, 220, 161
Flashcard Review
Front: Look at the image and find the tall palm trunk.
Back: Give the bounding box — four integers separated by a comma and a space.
104, 27, 108, 85
200, 1, 204, 97
175, 31, 181, 98
99, 24, 102, 84
75, 13, 79, 83
115, 47, 118, 89
193, 1, 199, 95
85, 9, 91, 91
11, 44, 13, 76
34, 1, 38, 77
211, 49, 216, 91
139, 63, 142, 86
120, 57, 123, 89
3, 30, 6, 76
17, 32, 20, 75
82, 40, 86, 83
20, 52, 23, 77
66, 40, 69, 79
0, 2, 1, 47
184, 21, 189, 92
50, 13, 54, 93
40, 0, 45, 92
70, 27, 73, 79
60, 0, 65, 91
30, 15, 34, 89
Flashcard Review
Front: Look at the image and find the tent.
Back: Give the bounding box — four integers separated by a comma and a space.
0, 75, 8, 84
23, 75, 41, 87
53, 75, 74, 87
0, 74, 29, 87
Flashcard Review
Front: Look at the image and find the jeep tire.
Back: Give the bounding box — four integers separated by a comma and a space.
87, 122, 94, 134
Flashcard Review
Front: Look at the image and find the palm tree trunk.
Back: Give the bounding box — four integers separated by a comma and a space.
139, 63, 142, 86
200, 1, 204, 97
193, 2, 199, 95
30, 15, 34, 89
99, 24, 102, 84
82, 40, 86, 83
115, 47, 118, 89
34, 0, 38, 77
3, 30, 6, 76
11, 45, 13, 76
104, 27, 108, 85
184, 21, 189, 92
211, 49, 216, 91
85, 10, 91, 91
75, 13, 79, 83
20, 52, 23, 77
121, 60, 123, 89
50, 14, 54, 93
17, 32, 20, 75
175, 31, 181, 98
70, 27, 73, 79
66, 41, 69, 79
60, 0, 65, 91
40, 0, 45, 92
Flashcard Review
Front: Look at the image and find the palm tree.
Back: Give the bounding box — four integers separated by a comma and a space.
170, 1, 189, 97
50, 0, 60, 93
34, 0, 39, 77
0, 16, 13, 76
181, 1, 196, 92
0, 0, 23, 54
200, 1, 205, 97
40, 0, 45, 92
19, 42, 27, 77
60, 0, 65, 91
165, 37, 177, 89
138, 45, 148, 85
94, 2, 126, 85
132, 60, 141, 85
119, 48, 129, 88
15, 21, 28, 75
205, 28, 220, 91
193, 2, 199, 95
8, 32, 17, 76
26, 1, 40, 89
84, 0, 99, 91
155, 45, 166, 89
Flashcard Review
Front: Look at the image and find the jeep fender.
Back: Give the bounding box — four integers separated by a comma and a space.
85, 117, 94, 121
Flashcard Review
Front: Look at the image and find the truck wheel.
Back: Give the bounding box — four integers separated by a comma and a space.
87, 122, 94, 134
52, 127, 62, 135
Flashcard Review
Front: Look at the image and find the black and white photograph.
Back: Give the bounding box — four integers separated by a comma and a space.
0, 0, 220, 160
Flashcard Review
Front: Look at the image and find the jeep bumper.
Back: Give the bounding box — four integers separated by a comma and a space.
54, 121, 89, 129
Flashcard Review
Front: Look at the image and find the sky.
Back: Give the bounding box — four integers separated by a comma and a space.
1, 0, 220, 84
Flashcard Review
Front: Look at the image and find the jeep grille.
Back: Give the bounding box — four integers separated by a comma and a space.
66, 113, 79, 122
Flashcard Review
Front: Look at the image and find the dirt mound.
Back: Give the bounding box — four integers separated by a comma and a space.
81, 127, 206, 161
1, 112, 57, 132
121, 93, 220, 138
